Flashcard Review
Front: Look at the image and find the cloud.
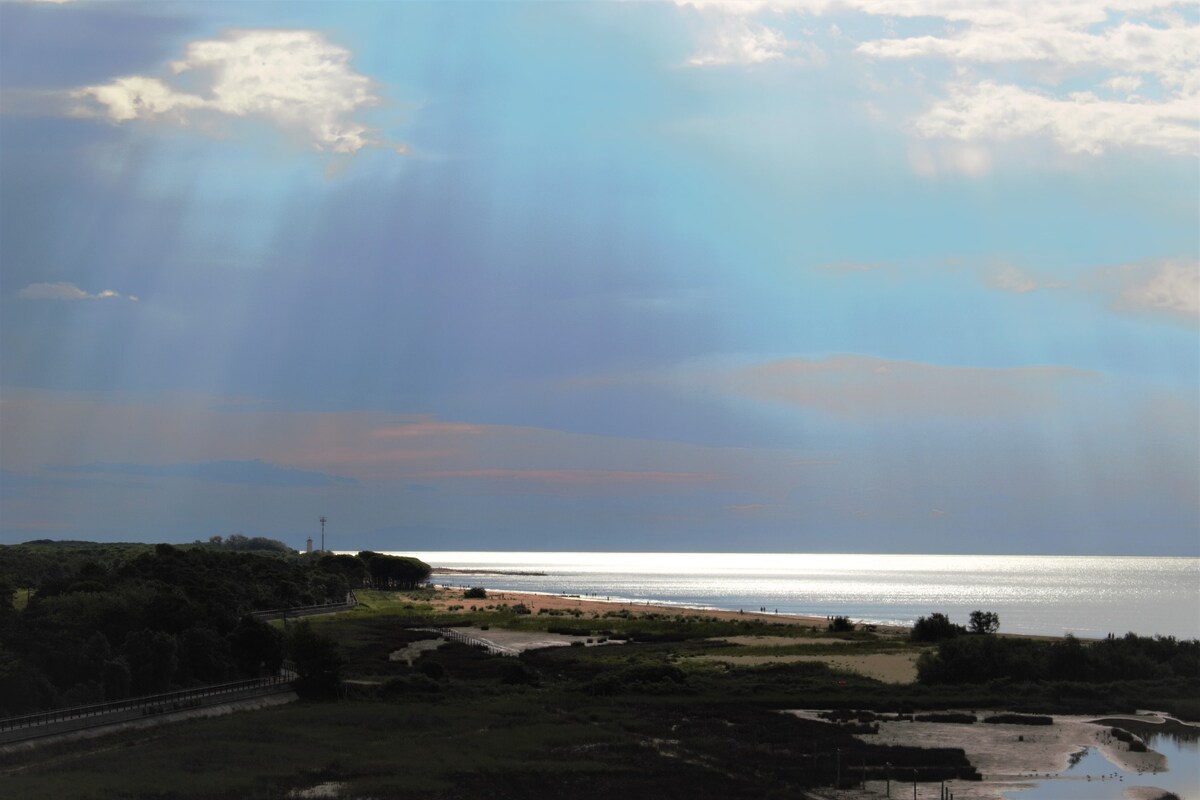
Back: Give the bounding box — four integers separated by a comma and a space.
733, 355, 1095, 417
983, 263, 1066, 294
1103, 75, 1144, 95
1099, 259, 1200, 322
414, 469, 717, 487
70, 29, 389, 154
857, 18, 1198, 88
915, 80, 1199, 156
372, 419, 490, 439
687, 18, 796, 66
17, 282, 138, 302
51, 459, 356, 487
907, 142, 993, 177
675, 0, 1199, 159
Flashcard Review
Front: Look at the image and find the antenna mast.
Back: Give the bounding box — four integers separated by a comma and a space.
320, 515, 327, 552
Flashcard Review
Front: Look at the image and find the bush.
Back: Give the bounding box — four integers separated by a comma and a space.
915, 713, 976, 724
911, 613, 966, 643
379, 675, 440, 697
463, 587, 487, 599
828, 616, 855, 633
419, 660, 446, 680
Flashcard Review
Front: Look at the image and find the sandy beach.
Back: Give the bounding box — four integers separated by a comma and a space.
426, 583, 885, 631
421, 585, 919, 682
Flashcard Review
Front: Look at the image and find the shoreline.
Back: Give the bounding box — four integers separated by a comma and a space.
424, 584, 907, 633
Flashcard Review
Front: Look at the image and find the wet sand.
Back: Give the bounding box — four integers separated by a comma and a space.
791, 710, 1181, 800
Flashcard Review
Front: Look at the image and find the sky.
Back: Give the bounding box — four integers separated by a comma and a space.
0, 0, 1197, 556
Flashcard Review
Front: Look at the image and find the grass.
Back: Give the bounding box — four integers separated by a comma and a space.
5, 590, 1194, 799
11, 588, 31, 611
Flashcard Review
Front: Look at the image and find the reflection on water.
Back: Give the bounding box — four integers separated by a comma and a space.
407, 552, 1200, 638
1007, 733, 1199, 800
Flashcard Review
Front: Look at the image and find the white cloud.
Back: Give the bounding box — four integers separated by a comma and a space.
1106, 260, 1200, 321
907, 141, 992, 176
857, 19, 1200, 91
77, 76, 206, 122
676, 0, 1200, 159
985, 264, 1044, 294
71, 29, 389, 154
17, 282, 137, 302
915, 80, 1199, 156
1103, 75, 1144, 95
688, 18, 795, 66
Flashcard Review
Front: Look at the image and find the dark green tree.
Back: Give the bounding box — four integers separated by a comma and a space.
229, 616, 284, 677
123, 629, 178, 693
288, 621, 343, 698
968, 610, 1000, 634
911, 612, 965, 643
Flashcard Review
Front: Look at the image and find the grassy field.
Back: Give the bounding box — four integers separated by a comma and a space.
2, 589, 1192, 799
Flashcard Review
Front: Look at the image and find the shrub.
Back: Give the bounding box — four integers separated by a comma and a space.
911, 613, 966, 643
828, 616, 855, 633
419, 660, 446, 680
463, 587, 487, 599
914, 713, 976, 724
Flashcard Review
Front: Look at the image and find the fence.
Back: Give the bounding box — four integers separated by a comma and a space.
0, 670, 293, 742
250, 590, 358, 621
420, 627, 519, 657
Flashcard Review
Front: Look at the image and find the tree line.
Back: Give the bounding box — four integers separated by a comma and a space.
917, 631, 1200, 684
0, 540, 430, 715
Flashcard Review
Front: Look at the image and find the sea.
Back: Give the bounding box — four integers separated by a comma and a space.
401, 552, 1200, 640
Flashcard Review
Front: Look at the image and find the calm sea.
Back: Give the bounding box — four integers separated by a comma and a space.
401, 552, 1200, 639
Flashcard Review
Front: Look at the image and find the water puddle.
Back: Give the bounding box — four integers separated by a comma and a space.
1006, 733, 1199, 799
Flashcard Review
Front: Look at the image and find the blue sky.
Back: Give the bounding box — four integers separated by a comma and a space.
1, 0, 1196, 555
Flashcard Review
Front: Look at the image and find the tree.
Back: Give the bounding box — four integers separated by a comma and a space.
123, 629, 178, 693
0, 579, 14, 615
357, 552, 431, 588
968, 610, 1000, 635
288, 621, 343, 698
229, 616, 284, 677
910, 612, 965, 643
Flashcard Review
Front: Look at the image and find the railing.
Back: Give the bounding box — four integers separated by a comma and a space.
250, 590, 358, 621
0, 671, 293, 738
421, 626, 519, 657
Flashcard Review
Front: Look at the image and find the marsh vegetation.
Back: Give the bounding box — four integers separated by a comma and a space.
1, 544, 1195, 799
